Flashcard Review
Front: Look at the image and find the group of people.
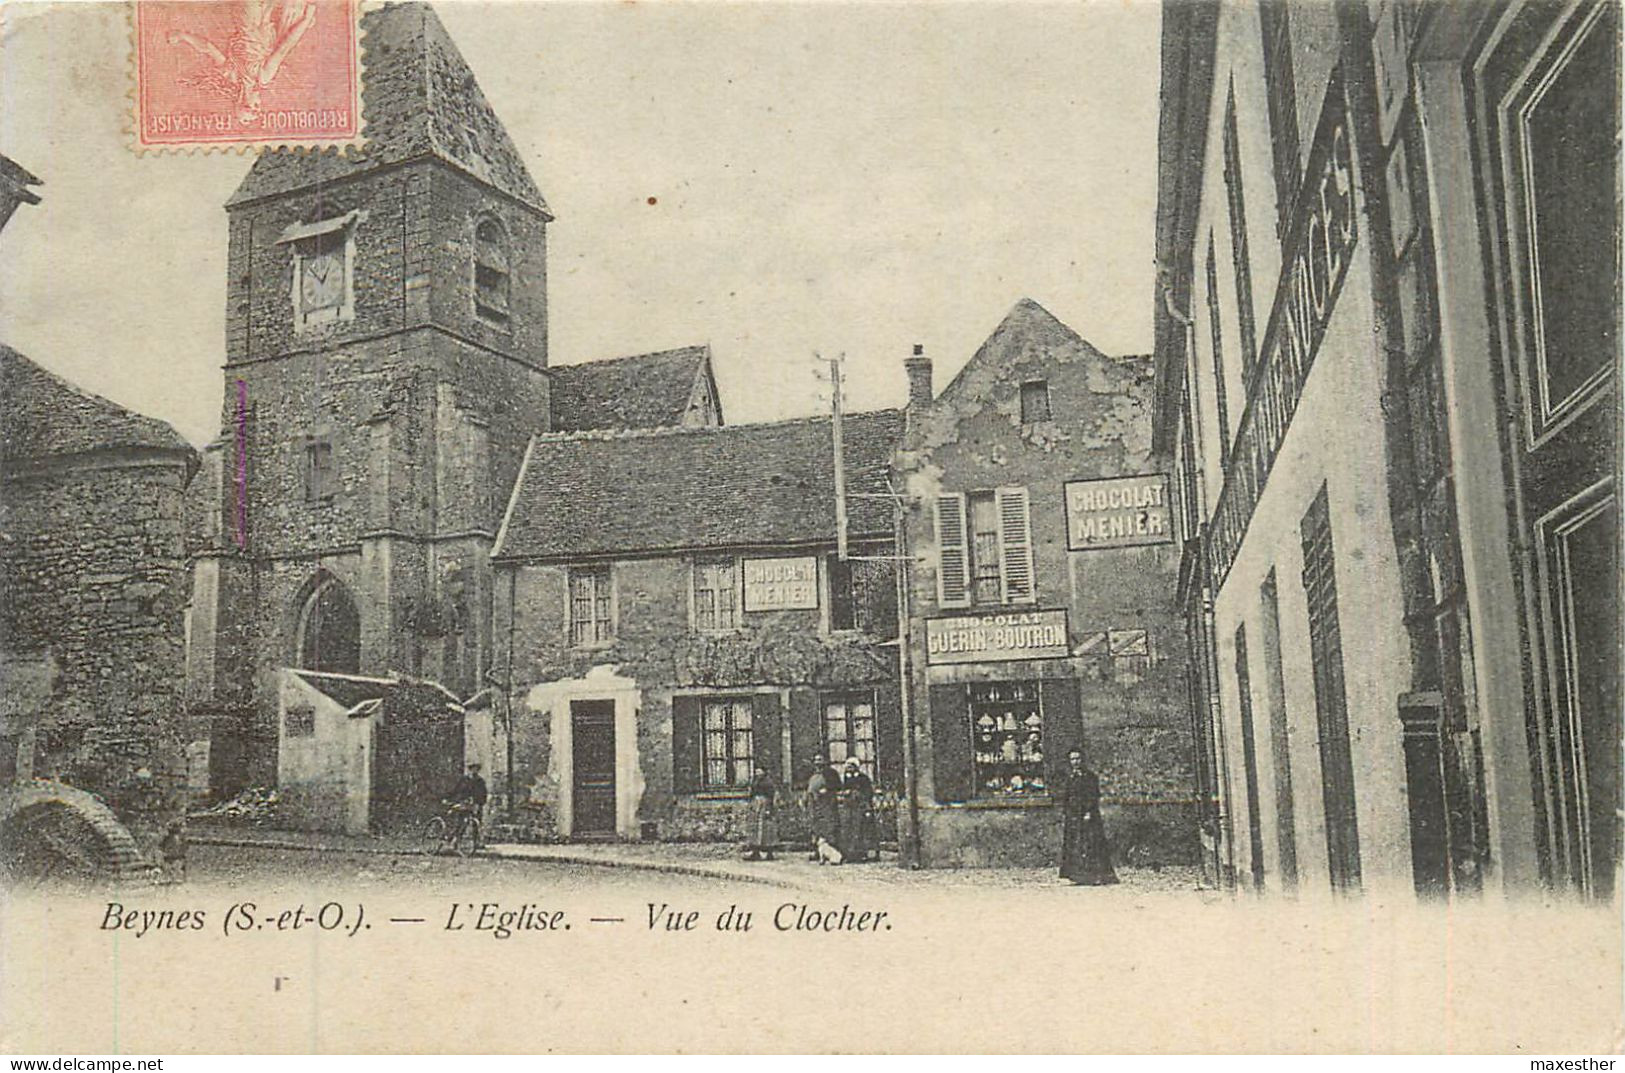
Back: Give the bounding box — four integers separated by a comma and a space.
744, 748, 1117, 884
447, 750, 1111, 883
742, 754, 878, 864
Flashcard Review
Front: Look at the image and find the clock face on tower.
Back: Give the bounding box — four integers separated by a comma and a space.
300, 244, 345, 312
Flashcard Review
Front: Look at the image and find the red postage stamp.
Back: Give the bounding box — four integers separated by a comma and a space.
132, 0, 362, 151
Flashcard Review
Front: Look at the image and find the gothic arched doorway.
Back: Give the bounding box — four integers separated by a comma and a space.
294, 574, 360, 674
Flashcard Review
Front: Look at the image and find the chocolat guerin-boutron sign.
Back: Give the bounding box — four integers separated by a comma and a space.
1064, 474, 1174, 550
925, 609, 1071, 665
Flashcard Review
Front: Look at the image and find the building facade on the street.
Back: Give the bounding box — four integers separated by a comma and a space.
1153, 0, 1619, 899
0, 158, 200, 873
898, 299, 1196, 868
490, 411, 904, 843
274, 668, 495, 835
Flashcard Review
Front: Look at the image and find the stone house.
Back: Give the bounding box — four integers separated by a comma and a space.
0, 345, 198, 867
897, 299, 1195, 868
489, 410, 904, 842
274, 668, 492, 835
1152, 0, 1618, 899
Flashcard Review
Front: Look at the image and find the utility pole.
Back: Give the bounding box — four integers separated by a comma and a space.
816, 352, 849, 561
812, 349, 923, 865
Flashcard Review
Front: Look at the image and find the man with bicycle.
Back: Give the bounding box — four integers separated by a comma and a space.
438, 761, 488, 853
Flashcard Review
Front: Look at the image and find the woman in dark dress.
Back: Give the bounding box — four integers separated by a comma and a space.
806, 753, 841, 861
743, 764, 777, 861
836, 758, 877, 862
1058, 749, 1118, 885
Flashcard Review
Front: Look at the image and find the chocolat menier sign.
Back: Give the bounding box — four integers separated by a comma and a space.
1064, 474, 1174, 550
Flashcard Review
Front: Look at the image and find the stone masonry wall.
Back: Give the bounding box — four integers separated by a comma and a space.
0, 453, 194, 860
196, 160, 553, 786
494, 552, 902, 842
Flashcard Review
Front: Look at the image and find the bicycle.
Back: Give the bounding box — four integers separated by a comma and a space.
421, 800, 482, 857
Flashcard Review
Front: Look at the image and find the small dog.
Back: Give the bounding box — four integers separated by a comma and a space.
814, 836, 844, 866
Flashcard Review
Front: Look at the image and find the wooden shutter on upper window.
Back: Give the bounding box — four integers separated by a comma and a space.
934, 493, 970, 608
996, 486, 1035, 603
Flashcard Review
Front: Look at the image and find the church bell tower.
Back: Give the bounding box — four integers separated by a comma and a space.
185, 1, 553, 790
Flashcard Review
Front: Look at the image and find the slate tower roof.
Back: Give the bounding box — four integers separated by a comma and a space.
227, 2, 549, 215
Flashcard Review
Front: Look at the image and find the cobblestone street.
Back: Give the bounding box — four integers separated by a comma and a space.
185, 828, 1211, 899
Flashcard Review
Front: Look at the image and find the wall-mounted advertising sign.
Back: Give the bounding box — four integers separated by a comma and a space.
743, 556, 819, 611
925, 609, 1071, 665
1064, 474, 1173, 550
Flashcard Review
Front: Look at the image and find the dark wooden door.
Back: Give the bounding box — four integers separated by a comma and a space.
571, 701, 617, 839
1301, 487, 1361, 892
1480, 0, 1620, 898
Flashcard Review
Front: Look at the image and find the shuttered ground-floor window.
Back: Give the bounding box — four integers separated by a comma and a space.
672, 693, 783, 794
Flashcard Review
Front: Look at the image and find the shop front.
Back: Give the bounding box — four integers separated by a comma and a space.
915, 608, 1088, 867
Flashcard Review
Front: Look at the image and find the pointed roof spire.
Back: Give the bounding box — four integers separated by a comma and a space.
228, 3, 550, 216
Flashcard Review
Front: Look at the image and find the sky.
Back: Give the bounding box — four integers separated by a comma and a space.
0, 0, 1163, 447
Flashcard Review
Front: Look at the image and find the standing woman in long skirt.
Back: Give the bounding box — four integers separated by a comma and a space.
1058, 748, 1119, 885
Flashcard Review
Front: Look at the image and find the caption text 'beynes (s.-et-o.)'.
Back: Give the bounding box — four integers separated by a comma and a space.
98, 900, 893, 941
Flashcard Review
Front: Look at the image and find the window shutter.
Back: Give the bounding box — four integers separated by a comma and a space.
787, 687, 821, 788
827, 554, 856, 631
928, 684, 974, 803
752, 692, 784, 785
671, 694, 702, 795
934, 493, 970, 608
996, 486, 1036, 603
1038, 677, 1082, 792
874, 683, 904, 791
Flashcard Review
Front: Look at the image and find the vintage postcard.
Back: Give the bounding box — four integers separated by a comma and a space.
0, 0, 1620, 1057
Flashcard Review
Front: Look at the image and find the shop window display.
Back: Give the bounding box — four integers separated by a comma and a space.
970, 681, 1044, 795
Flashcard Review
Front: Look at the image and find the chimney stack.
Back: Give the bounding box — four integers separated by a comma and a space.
904, 343, 933, 409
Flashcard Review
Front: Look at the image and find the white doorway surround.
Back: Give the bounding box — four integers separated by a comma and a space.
525, 665, 643, 839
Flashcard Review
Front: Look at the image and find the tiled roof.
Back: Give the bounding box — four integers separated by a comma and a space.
228, 3, 549, 214
0, 346, 195, 463
548, 346, 712, 432
494, 409, 904, 560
